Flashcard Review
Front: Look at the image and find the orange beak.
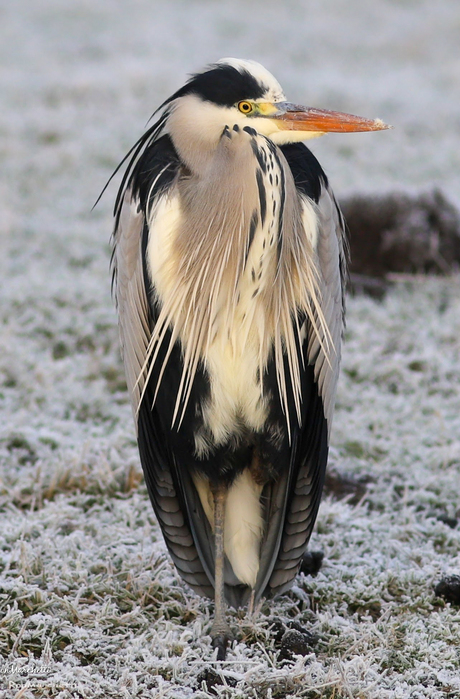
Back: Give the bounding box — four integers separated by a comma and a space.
271, 102, 391, 134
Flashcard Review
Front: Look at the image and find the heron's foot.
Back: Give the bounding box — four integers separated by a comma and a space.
210, 622, 234, 661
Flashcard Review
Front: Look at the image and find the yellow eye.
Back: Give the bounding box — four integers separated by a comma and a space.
238, 101, 254, 114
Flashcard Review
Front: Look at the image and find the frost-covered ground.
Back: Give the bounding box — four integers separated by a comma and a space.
1, 1, 460, 697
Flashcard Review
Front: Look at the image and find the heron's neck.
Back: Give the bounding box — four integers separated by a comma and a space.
167, 96, 232, 176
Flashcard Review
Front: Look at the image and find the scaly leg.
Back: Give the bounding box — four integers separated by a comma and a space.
247, 588, 256, 617
210, 482, 233, 660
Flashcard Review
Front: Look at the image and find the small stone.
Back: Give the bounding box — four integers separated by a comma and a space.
278, 629, 315, 660
272, 619, 319, 661
287, 621, 319, 647
300, 550, 324, 576
434, 576, 460, 605
196, 668, 237, 694
436, 514, 458, 529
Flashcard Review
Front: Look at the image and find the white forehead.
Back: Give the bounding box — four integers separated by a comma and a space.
216, 57, 286, 102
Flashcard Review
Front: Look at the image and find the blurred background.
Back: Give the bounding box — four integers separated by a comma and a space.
1, 0, 459, 291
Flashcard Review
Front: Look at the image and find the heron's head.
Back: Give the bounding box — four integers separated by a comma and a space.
163, 58, 390, 167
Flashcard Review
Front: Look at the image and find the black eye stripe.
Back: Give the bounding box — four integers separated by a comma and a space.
163, 65, 267, 108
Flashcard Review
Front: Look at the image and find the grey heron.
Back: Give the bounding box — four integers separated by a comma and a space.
110, 58, 389, 659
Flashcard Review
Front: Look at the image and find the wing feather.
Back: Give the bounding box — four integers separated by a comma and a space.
262, 145, 348, 597
112, 137, 215, 599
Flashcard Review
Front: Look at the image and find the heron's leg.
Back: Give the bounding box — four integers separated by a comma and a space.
210, 481, 233, 660
247, 588, 256, 617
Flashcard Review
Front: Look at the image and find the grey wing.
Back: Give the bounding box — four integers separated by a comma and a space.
112, 190, 150, 419
261, 185, 348, 598
307, 185, 348, 430
112, 188, 213, 598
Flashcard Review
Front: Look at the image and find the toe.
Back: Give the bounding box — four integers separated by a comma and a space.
211, 632, 231, 661
210, 623, 234, 661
